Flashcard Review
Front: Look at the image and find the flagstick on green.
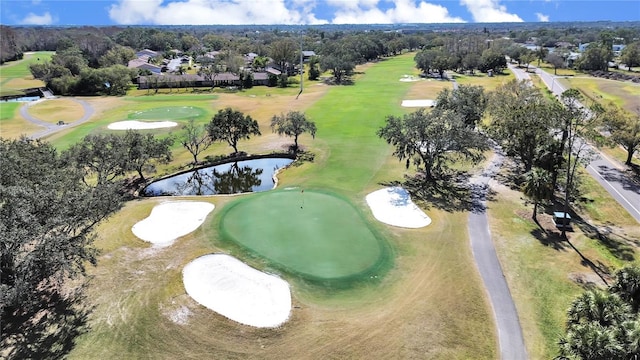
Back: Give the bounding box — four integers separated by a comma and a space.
301, 189, 304, 209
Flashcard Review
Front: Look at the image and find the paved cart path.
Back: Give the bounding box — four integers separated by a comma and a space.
20, 97, 95, 139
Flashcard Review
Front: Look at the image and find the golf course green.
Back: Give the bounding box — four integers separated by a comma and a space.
219, 189, 392, 282
128, 106, 205, 120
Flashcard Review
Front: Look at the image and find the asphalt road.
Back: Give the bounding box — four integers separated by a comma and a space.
20, 97, 95, 139
468, 146, 528, 360
510, 64, 640, 223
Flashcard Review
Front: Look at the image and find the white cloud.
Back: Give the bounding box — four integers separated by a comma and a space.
109, 0, 328, 25
460, 0, 523, 22
536, 12, 549, 22
331, 0, 466, 24
21, 11, 54, 25
326, 0, 380, 10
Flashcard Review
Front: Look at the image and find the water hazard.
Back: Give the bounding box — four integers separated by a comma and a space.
141, 157, 293, 196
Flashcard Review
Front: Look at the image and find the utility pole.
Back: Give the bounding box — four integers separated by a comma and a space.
296, 31, 303, 100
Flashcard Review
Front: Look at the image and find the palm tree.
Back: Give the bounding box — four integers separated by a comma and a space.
522, 167, 553, 222
610, 265, 640, 312
566, 291, 630, 328
559, 322, 624, 360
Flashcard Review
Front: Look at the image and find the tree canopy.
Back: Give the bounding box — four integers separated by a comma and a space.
559, 265, 640, 359
377, 108, 487, 181
181, 118, 213, 165
486, 80, 563, 172
0, 137, 124, 358
207, 107, 261, 154
270, 111, 317, 151
434, 84, 487, 128
597, 103, 640, 166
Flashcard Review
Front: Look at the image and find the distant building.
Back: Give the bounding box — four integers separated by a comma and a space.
555, 41, 573, 49
137, 72, 272, 89
136, 49, 159, 58
128, 59, 162, 74
302, 51, 316, 62
578, 43, 626, 55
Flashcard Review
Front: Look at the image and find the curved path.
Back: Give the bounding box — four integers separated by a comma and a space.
20, 97, 95, 139
468, 145, 528, 360
449, 72, 527, 358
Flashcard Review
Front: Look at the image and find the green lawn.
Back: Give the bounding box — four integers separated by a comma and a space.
0, 102, 20, 120
0, 52, 53, 79
46, 95, 216, 150
0, 51, 53, 92
128, 106, 206, 120
61, 53, 498, 359
219, 189, 391, 284
559, 77, 640, 112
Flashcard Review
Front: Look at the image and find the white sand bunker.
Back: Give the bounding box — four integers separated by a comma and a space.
401, 99, 436, 108
183, 254, 291, 328
108, 120, 178, 130
399, 74, 421, 82
366, 187, 431, 228
132, 201, 214, 247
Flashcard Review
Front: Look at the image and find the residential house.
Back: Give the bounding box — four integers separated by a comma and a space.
128, 58, 162, 74
302, 51, 316, 62
136, 49, 159, 59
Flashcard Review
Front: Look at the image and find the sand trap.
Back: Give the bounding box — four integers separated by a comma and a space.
183, 254, 291, 328
132, 201, 214, 247
401, 99, 436, 108
108, 120, 178, 130
399, 74, 421, 82
365, 187, 431, 228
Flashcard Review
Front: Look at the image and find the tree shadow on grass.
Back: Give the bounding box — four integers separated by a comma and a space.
528, 219, 611, 285
1, 285, 92, 360
571, 211, 636, 262
380, 171, 495, 213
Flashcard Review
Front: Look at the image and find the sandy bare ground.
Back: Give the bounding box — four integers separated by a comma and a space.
131, 201, 214, 247
108, 120, 178, 130
366, 187, 432, 228
401, 99, 436, 107
182, 254, 291, 328
399, 75, 422, 82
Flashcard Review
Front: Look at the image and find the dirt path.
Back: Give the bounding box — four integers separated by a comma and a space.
21, 97, 95, 139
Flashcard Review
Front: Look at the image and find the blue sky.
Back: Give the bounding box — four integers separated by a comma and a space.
1, 0, 638, 26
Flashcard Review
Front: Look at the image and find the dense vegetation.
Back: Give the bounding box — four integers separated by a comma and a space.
3, 23, 639, 95
558, 265, 640, 359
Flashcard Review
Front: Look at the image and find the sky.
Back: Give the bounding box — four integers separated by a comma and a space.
1, 0, 638, 26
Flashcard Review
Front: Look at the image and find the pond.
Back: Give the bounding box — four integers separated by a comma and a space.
141, 157, 294, 196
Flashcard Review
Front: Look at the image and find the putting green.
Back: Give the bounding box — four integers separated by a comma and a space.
128, 106, 205, 120
219, 189, 392, 282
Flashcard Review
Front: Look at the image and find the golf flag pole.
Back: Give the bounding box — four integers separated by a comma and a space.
301, 189, 304, 209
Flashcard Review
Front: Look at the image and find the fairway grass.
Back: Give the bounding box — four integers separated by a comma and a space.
0, 51, 52, 91
219, 189, 391, 283
63, 53, 497, 359
128, 106, 206, 120
559, 77, 640, 112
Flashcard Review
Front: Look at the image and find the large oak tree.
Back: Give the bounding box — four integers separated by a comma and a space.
270, 111, 317, 151
207, 107, 261, 154
1, 138, 123, 358
378, 108, 487, 181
